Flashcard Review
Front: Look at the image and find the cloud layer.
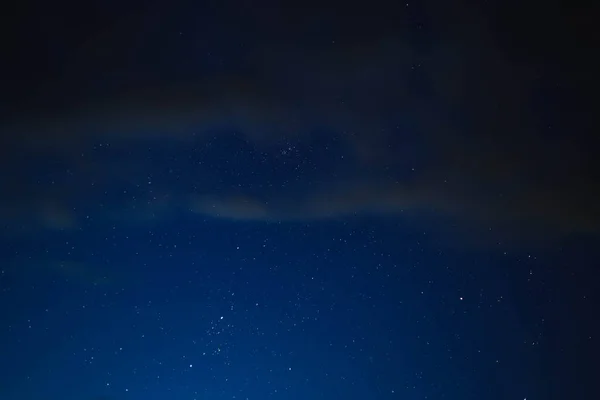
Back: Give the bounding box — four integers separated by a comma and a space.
1, 2, 596, 245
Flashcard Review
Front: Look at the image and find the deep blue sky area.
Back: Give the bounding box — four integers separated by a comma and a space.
0, 0, 597, 399
5, 216, 594, 400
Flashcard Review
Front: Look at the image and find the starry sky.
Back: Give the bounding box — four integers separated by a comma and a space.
0, 1, 597, 399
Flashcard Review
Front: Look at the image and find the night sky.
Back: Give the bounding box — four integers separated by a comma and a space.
0, 1, 597, 399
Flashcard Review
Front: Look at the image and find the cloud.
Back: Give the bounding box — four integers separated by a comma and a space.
185, 179, 599, 240
0, 3, 596, 245
190, 194, 273, 221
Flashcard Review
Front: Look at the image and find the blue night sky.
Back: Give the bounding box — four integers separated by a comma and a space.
0, 1, 597, 399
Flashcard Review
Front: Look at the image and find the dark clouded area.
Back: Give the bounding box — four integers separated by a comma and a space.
1, 0, 597, 245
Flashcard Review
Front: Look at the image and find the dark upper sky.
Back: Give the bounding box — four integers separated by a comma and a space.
1, 0, 597, 243
0, 0, 597, 399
